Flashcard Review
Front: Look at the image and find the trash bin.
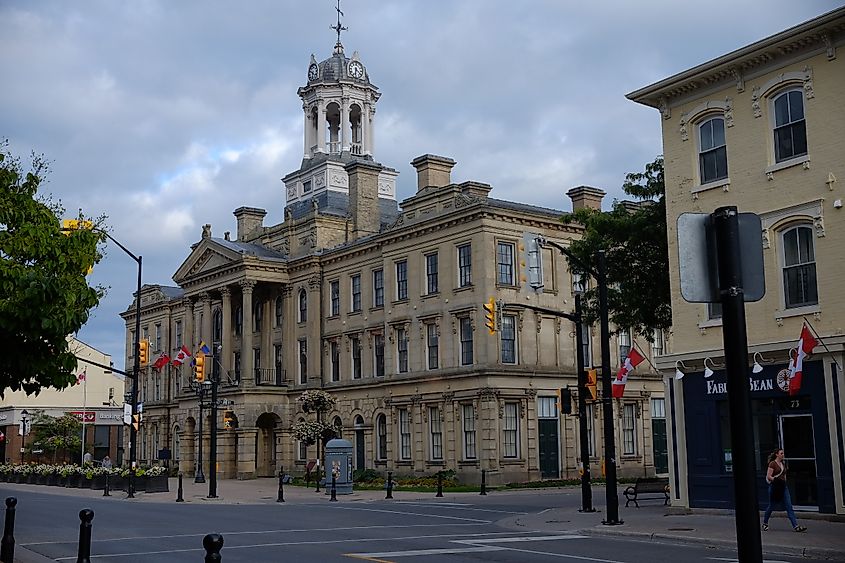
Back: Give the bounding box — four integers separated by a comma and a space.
324, 438, 354, 495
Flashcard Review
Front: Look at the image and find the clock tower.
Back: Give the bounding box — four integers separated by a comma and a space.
283, 34, 398, 206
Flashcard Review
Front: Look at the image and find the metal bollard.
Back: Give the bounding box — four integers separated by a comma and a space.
127, 471, 135, 499
436, 472, 443, 498
385, 471, 393, 500
103, 473, 110, 497
203, 533, 224, 562
76, 509, 94, 563
176, 473, 184, 503
329, 475, 338, 502
480, 469, 487, 496
277, 469, 285, 503
1, 497, 17, 563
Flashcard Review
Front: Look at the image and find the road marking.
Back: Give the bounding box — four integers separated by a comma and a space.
708, 559, 793, 563
483, 545, 626, 562
345, 555, 396, 563
331, 505, 492, 523
454, 534, 588, 544
347, 546, 502, 558
392, 502, 527, 514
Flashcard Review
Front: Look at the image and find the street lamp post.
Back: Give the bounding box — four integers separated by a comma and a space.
208, 348, 220, 498
195, 383, 208, 484
19, 410, 28, 465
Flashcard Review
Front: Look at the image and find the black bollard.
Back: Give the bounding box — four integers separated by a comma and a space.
277, 469, 285, 503
127, 471, 135, 499
103, 473, 110, 497
176, 473, 184, 502
385, 472, 393, 500
76, 508, 94, 563
1, 497, 17, 563
203, 533, 224, 562
480, 469, 487, 496
436, 472, 443, 498
329, 475, 338, 502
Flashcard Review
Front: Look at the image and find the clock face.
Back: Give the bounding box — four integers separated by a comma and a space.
308, 64, 319, 81
348, 61, 364, 79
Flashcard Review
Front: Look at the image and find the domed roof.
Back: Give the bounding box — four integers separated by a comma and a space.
307, 45, 371, 86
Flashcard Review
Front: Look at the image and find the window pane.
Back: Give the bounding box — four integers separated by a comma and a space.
501, 315, 516, 364
774, 93, 790, 127
783, 228, 799, 266
789, 90, 804, 121
699, 120, 713, 150
651, 398, 665, 418
497, 242, 514, 285
791, 121, 807, 157
711, 118, 725, 146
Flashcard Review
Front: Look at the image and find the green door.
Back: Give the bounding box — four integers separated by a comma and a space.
652, 418, 669, 474
538, 419, 560, 479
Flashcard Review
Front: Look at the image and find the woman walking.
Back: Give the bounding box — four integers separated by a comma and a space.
762, 448, 807, 532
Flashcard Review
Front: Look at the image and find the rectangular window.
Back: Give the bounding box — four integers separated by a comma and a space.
651, 398, 665, 419
373, 269, 384, 307
275, 297, 283, 327
429, 407, 443, 460
708, 302, 723, 320
274, 344, 283, 376
782, 225, 818, 308
773, 90, 807, 163
618, 329, 632, 362
377, 415, 387, 460
623, 403, 637, 455
572, 271, 588, 294
154, 373, 160, 401
330, 281, 340, 316
496, 242, 515, 285
396, 327, 409, 373
303, 179, 312, 193
175, 320, 183, 349
460, 317, 473, 365
395, 261, 408, 301
142, 325, 149, 342
351, 274, 362, 312
298, 441, 307, 461
537, 396, 558, 418
503, 403, 519, 458
155, 323, 162, 352
581, 323, 592, 367
698, 117, 728, 184
351, 336, 362, 379
457, 244, 472, 287
586, 404, 596, 457
298, 291, 307, 322
253, 348, 261, 373
235, 307, 243, 335
233, 352, 241, 381
651, 329, 665, 358
298, 339, 307, 384
399, 409, 411, 460
462, 404, 477, 459
330, 341, 340, 382
254, 301, 263, 332
425, 253, 439, 295
426, 323, 439, 370
501, 314, 516, 364
374, 334, 385, 377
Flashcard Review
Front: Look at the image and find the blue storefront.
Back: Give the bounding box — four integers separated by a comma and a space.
683, 360, 837, 513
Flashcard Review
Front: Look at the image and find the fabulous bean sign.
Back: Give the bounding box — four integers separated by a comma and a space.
704, 367, 791, 395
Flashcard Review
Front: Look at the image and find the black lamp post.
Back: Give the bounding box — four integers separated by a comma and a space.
195, 382, 210, 484
19, 410, 28, 465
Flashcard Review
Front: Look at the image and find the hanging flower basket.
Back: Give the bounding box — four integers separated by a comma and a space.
291, 420, 335, 445
297, 390, 337, 414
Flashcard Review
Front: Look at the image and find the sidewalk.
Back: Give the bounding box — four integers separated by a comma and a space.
3, 479, 844, 561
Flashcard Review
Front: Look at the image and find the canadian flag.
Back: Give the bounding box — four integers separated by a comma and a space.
75, 370, 86, 385
788, 323, 818, 396
152, 353, 171, 371
171, 345, 192, 366
612, 347, 645, 398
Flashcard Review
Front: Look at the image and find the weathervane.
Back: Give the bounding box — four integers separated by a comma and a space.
330, 0, 348, 48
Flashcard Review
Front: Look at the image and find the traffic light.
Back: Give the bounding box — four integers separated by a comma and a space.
132, 413, 141, 432
194, 352, 206, 382
586, 369, 598, 401
483, 297, 496, 334
560, 388, 573, 414
138, 340, 149, 366
223, 410, 238, 429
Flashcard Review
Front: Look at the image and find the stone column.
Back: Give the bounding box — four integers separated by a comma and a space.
303, 104, 311, 159
237, 427, 258, 480
192, 300, 202, 350
341, 96, 350, 152
240, 280, 256, 385
179, 428, 193, 476
282, 286, 293, 383
201, 292, 212, 345
183, 298, 194, 351
316, 100, 326, 153
221, 287, 232, 376
362, 104, 371, 156
307, 276, 322, 386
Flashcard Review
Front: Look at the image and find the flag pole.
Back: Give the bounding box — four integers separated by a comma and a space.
632, 341, 660, 373
802, 317, 844, 373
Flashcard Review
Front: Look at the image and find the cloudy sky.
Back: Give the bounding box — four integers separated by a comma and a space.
1, 1, 840, 366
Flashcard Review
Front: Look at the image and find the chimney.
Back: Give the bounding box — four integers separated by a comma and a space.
233, 207, 267, 242
567, 186, 606, 211
345, 160, 382, 239
410, 154, 456, 192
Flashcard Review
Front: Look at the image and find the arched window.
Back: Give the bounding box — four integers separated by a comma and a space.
332, 416, 343, 439
254, 300, 263, 332
173, 426, 181, 461
781, 225, 817, 309
354, 415, 364, 428
297, 418, 308, 460
698, 116, 727, 184
298, 290, 307, 323
376, 414, 387, 460
212, 309, 222, 344
275, 296, 283, 327
773, 89, 807, 163
234, 306, 243, 335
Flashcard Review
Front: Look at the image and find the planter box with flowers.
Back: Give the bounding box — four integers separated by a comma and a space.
140, 466, 169, 493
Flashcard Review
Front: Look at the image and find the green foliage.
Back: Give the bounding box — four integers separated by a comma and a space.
29, 412, 82, 459
561, 157, 671, 339
0, 141, 106, 395
353, 468, 382, 483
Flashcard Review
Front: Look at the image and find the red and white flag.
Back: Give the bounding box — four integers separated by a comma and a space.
152, 353, 171, 371
788, 323, 817, 396
612, 347, 645, 398
75, 370, 86, 385
171, 345, 192, 366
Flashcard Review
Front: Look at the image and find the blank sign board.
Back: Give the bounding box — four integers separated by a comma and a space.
677, 212, 765, 303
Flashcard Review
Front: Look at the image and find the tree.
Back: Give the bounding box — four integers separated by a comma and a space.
561, 157, 671, 339
0, 142, 105, 395
29, 411, 83, 464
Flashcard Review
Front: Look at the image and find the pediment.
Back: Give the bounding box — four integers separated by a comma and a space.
173, 239, 244, 284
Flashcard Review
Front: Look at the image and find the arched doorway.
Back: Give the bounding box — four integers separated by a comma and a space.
353, 415, 365, 471
255, 413, 281, 477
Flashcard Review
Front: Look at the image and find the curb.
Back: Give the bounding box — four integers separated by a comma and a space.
14, 546, 56, 563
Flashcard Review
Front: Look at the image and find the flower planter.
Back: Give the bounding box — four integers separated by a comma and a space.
91, 475, 108, 490
57, 475, 68, 487
27, 474, 37, 484
144, 475, 169, 493
66, 474, 81, 488
35, 475, 47, 485
132, 475, 146, 492
81, 477, 94, 489
111, 476, 127, 491
46, 474, 59, 486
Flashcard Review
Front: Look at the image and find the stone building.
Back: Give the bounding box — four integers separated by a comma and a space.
628, 7, 845, 514
122, 35, 667, 485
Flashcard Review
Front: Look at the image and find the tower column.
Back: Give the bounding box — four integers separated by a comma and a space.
221, 287, 232, 376
341, 96, 350, 152
363, 104, 371, 156
303, 104, 311, 159
317, 100, 326, 153
240, 280, 256, 386
201, 292, 212, 345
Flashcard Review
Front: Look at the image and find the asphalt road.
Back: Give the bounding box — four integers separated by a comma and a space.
2, 487, 819, 563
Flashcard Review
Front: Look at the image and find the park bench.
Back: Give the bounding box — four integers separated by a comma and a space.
623, 477, 670, 507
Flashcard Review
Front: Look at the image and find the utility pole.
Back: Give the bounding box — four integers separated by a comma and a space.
208, 347, 220, 498
574, 295, 594, 512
